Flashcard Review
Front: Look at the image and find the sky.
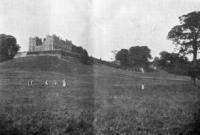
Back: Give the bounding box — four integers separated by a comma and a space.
0, 0, 200, 61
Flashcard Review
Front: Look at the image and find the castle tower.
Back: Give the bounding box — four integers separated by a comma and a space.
29, 37, 37, 52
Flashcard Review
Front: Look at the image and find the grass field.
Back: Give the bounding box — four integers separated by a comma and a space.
0, 56, 200, 135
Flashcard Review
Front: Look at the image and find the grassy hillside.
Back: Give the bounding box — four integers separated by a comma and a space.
0, 56, 199, 135
0, 56, 93, 74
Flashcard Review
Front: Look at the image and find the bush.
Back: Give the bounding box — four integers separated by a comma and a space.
0, 34, 20, 62
81, 49, 93, 65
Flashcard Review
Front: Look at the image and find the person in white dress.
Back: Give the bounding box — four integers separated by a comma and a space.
62, 79, 67, 87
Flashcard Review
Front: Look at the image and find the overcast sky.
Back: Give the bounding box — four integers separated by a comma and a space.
0, 0, 200, 60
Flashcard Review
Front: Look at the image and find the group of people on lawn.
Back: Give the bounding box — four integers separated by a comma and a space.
28, 79, 67, 87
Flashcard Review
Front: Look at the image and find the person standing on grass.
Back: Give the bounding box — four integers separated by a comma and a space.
45, 80, 48, 86
28, 80, 33, 86
62, 79, 67, 87
53, 80, 57, 86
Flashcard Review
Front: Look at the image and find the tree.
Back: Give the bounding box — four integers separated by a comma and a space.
115, 49, 129, 67
155, 51, 189, 75
0, 34, 20, 62
157, 51, 180, 68
72, 45, 92, 65
128, 46, 152, 68
72, 45, 84, 54
167, 11, 200, 85
81, 49, 90, 65
153, 56, 160, 67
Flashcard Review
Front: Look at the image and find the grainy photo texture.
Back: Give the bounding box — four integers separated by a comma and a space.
0, 0, 200, 135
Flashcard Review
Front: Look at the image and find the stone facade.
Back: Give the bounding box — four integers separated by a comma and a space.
29, 35, 72, 52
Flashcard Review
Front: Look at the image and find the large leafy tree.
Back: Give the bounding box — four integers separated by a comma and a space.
167, 11, 200, 84
0, 34, 20, 62
128, 46, 152, 67
115, 49, 129, 67
168, 11, 200, 61
155, 51, 189, 75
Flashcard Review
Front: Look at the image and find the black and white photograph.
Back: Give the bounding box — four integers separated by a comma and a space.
0, 0, 200, 134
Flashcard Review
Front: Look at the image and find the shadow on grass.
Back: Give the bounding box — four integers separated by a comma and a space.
181, 108, 200, 135
0, 113, 50, 135
168, 104, 200, 135
1, 109, 200, 135
0, 111, 94, 135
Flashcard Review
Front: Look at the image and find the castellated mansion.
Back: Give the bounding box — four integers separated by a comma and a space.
15, 34, 118, 66
27, 35, 82, 61
29, 35, 73, 52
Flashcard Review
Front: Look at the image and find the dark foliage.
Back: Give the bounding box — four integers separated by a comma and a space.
115, 46, 152, 69
81, 49, 92, 65
72, 45, 92, 65
155, 51, 190, 75
0, 34, 20, 62
115, 49, 129, 68
128, 46, 152, 68
72, 45, 84, 54
168, 11, 200, 84
168, 11, 200, 62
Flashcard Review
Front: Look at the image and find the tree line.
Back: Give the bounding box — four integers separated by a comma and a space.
167, 11, 200, 85
153, 51, 190, 75
114, 11, 200, 86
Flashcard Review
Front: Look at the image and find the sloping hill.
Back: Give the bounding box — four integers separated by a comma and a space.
0, 56, 199, 135
0, 56, 93, 75
0, 55, 190, 80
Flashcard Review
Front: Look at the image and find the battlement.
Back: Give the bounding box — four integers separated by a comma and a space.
29, 35, 72, 52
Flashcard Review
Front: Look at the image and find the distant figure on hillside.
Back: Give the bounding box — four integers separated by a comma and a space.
27, 80, 30, 86
28, 80, 33, 86
53, 80, 57, 86
140, 67, 144, 73
45, 80, 48, 86
62, 79, 67, 87
141, 84, 145, 90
